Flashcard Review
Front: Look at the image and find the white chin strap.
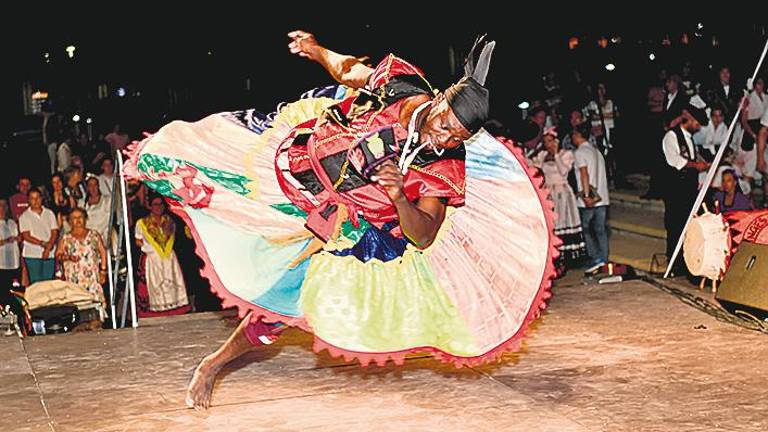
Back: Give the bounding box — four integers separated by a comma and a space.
399, 100, 433, 174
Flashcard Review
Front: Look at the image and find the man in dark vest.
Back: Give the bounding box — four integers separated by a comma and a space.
661, 103, 710, 274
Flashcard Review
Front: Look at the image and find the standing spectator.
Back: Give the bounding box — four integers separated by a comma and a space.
754, 98, 768, 203
712, 169, 754, 212
19, 190, 59, 284
105, 124, 130, 155
661, 106, 710, 274
63, 166, 86, 208
56, 137, 73, 173
71, 155, 85, 178
522, 106, 547, 155
709, 66, 741, 123
126, 180, 148, 226
584, 83, 619, 185
75, 133, 98, 172
134, 195, 190, 317
693, 107, 728, 161
530, 128, 587, 273
0, 199, 21, 290
9, 176, 32, 221
741, 77, 766, 152
664, 74, 690, 129
56, 208, 108, 308
571, 125, 610, 273
647, 69, 667, 116
680, 62, 700, 99
98, 157, 116, 199
584, 83, 618, 152
561, 110, 589, 150
84, 177, 111, 246
47, 173, 75, 231
647, 74, 691, 200
43, 113, 60, 175
643, 70, 670, 199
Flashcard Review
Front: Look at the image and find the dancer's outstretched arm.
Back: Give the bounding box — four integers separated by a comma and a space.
288, 30, 374, 89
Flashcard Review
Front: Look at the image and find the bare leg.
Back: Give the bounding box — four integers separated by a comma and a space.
186, 313, 267, 410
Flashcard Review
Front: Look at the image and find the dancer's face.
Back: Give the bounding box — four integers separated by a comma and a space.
419, 93, 472, 151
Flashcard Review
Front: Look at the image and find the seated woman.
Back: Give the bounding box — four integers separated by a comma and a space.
712, 169, 754, 213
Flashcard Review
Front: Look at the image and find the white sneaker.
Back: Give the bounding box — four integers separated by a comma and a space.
584, 262, 606, 275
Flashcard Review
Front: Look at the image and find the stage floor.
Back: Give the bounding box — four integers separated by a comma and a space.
5, 275, 768, 432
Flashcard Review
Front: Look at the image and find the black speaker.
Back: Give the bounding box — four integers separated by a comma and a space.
717, 242, 768, 319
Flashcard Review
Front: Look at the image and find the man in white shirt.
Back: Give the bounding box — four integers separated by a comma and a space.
572, 125, 610, 272
662, 105, 710, 273
19, 190, 59, 284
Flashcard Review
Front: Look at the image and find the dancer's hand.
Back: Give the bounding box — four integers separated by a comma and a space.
288, 30, 320, 61
371, 161, 405, 202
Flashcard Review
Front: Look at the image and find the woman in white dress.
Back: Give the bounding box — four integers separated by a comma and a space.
530, 128, 588, 273
134, 194, 190, 317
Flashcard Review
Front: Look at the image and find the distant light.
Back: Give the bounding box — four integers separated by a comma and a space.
86, 118, 93, 124
72, 114, 81, 122
611, 36, 621, 44
697, 22, 704, 30
605, 63, 616, 71
207, 50, 212, 56
568, 37, 579, 50
31, 91, 49, 100
649, 53, 656, 61
44, 52, 50, 59
117, 87, 126, 97
518, 101, 530, 110
598, 37, 609, 49
66, 45, 76, 59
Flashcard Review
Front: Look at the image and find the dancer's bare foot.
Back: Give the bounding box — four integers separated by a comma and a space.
185, 357, 220, 410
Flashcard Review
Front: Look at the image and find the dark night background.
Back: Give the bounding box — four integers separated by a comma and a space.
1, 8, 767, 193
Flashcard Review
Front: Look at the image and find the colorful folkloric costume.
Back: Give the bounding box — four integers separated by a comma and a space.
125, 42, 558, 367
135, 214, 191, 317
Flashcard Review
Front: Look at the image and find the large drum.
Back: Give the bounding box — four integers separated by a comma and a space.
684, 212, 730, 280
